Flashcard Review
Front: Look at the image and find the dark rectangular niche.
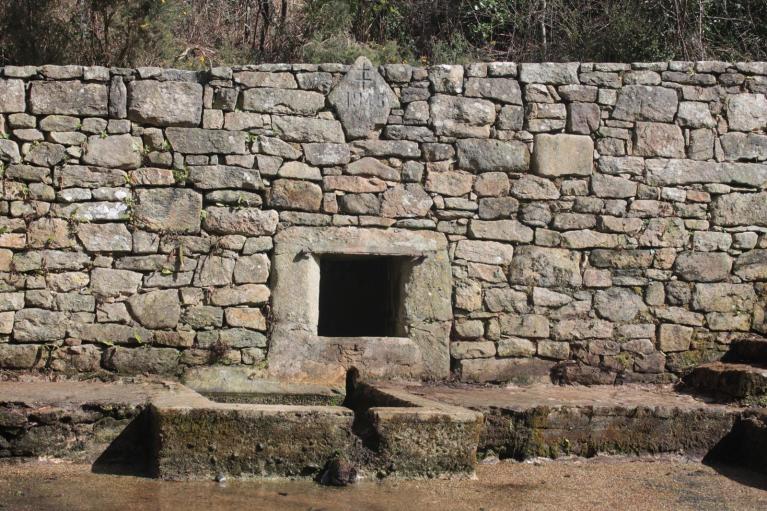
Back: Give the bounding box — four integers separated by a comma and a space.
318, 255, 404, 337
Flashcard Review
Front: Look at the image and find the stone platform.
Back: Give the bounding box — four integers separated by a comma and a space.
1, 379, 765, 479
401, 383, 745, 459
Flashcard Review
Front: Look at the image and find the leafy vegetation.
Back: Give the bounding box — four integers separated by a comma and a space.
1, 0, 766, 66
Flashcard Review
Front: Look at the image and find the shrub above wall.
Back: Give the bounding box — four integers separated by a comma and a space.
0, 60, 765, 384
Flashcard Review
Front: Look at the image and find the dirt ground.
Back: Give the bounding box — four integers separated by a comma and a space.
0, 456, 765, 511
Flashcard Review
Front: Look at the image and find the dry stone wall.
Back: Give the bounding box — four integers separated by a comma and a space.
0, 59, 765, 383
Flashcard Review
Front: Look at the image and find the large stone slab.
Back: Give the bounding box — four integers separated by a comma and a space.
328, 57, 398, 139
612, 85, 678, 122
533, 134, 593, 176
202, 207, 279, 236
430, 95, 496, 137
646, 159, 767, 188
82, 134, 143, 169
241, 88, 326, 115
133, 188, 202, 233
510, 246, 582, 287
519, 63, 579, 84
128, 80, 203, 127
166, 128, 248, 154
272, 116, 345, 143
727, 93, 767, 132
711, 192, 767, 227
128, 289, 181, 329
0, 79, 25, 113
29, 81, 108, 116
456, 139, 530, 172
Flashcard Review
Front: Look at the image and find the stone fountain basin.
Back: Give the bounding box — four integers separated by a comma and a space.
150, 369, 483, 480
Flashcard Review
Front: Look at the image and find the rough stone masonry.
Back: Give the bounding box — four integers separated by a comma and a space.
0, 58, 765, 384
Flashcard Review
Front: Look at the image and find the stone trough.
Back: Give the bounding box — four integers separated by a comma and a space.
152, 369, 483, 480
2, 377, 767, 480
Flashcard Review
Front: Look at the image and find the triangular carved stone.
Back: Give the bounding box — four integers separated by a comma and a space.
328, 56, 399, 140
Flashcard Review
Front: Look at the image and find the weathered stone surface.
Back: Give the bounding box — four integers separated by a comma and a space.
134, 188, 202, 233
510, 246, 582, 287
552, 318, 613, 340
128, 81, 203, 126
658, 324, 693, 353
510, 175, 560, 200
469, 220, 534, 243
303, 143, 351, 166
711, 192, 767, 227
211, 284, 270, 306
347, 158, 399, 180
166, 128, 248, 154
677, 101, 715, 128
456, 139, 530, 172
612, 85, 678, 122
381, 185, 433, 218
194, 255, 235, 287
674, 252, 732, 282
234, 254, 270, 284
464, 78, 522, 104
734, 250, 767, 281
273, 116, 345, 143
90, 268, 142, 297
519, 63, 579, 84
500, 314, 549, 338
14, 309, 67, 342
24, 142, 66, 167
595, 287, 646, 321
128, 289, 181, 329
429, 65, 464, 93
455, 240, 514, 265
328, 57, 398, 139
0, 344, 39, 368
29, 81, 108, 115
425, 170, 473, 196
225, 308, 267, 331
269, 179, 323, 211
633, 122, 685, 158
430, 95, 495, 137
203, 207, 279, 236
497, 337, 536, 357
0, 79, 25, 112
27, 218, 74, 249
567, 102, 600, 134
235, 71, 296, 88
692, 283, 756, 313
188, 165, 262, 190
533, 134, 593, 176
83, 134, 143, 169
727, 93, 767, 132
646, 159, 767, 187
242, 88, 326, 115
591, 174, 637, 198
103, 347, 179, 375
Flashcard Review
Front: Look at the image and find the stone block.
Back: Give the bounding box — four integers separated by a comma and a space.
633, 122, 685, 158
128, 81, 203, 126
133, 188, 202, 233
658, 324, 693, 353
456, 138, 529, 172
532, 134, 594, 177
29, 81, 108, 116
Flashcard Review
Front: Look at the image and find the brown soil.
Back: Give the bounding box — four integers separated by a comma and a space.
0, 456, 765, 511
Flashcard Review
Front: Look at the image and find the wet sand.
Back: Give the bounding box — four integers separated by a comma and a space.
0, 456, 765, 511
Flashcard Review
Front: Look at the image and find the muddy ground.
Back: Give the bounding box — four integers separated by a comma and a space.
0, 456, 765, 511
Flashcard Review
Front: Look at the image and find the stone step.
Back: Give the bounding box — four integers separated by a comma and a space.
685, 362, 767, 401
729, 338, 767, 365
401, 383, 741, 460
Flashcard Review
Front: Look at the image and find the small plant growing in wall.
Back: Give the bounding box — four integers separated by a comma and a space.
173, 166, 189, 185
208, 339, 231, 364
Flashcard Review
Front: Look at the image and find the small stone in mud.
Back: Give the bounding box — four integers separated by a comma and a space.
319, 458, 358, 486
